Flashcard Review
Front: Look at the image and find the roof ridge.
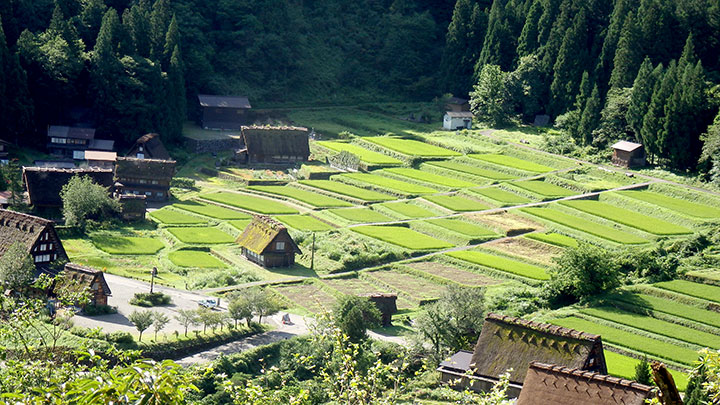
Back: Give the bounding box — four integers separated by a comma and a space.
528, 362, 654, 393
0, 208, 53, 225
242, 125, 308, 132
485, 313, 601, 342
116, 157, 177, 164
23, 167, 113, 173
65, 262, 101, 274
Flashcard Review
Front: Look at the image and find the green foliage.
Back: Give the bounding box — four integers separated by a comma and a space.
470, 64, 513, 127
61, 175, 121, 231
92, 235, 165, 255
248, 185, 352, 208
684, 361, 710, 405
129, 309, 155, 341
440, 0, 487, 96
333, 296, 381, 343
447, 250, 549, 280
166, 227, 235, 244
352, 225, 454, 250
545, 244, 620, 304
0, 241, 35, 290
363, 137, 461, 157
130, 292, 172, 307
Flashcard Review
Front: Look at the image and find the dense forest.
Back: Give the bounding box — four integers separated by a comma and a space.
0, 0, 719, 173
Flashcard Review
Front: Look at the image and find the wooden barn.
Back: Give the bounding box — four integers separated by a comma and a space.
361, 293, 398, 327
55, 263, 112, 307
239, 126, 310, 164
516, 362, 655, 405
443, 112, 473, 130
126, 133, 171, 160
198, 95, 252, 130
114, 157, 176, 202
611, 141, 646, 168
236, 215, 301, 268
445, 97, 470, 112
115, 194, 147, 220
437, 313, 607, 396
0, 138, 10, 163
23, 167, 114, 208
0, 209, 68, 266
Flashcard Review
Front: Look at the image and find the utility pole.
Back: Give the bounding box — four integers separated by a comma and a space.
150, 267, 157, 294
311, 232, 315, 271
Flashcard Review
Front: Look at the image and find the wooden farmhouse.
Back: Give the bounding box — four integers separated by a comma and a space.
198, 95, 252, 130
437, 313, 607, 397
236, 215, 301, 268
516, 362, 655, 405
445, 97, 470, 112
52, 263, 112, 307
443, 112, 474, 130
0, 209, 68, 267
239, 126, 310, 164
115, 194, 147, 220
83, 150, 117, 169
114, 157, 176, 202
611, 141, 646, 168
23, 167, 114, 208
0, 138, 10, 163
46, 126, 114, 160
126, 133, 171, 160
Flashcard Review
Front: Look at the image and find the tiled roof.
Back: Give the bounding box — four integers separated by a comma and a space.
198, 95, 252, 109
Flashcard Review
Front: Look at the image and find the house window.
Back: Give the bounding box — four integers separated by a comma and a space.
73, 150, 85, 160
34, 254, 50, 263
151, 180, 159, 185
49, 243, 53, 250
275, 241, 285, 250
139, 146, 143, 152
51, 137, 66, 144
138, 179, 147, 184
40, 244, 47, 251
137, 153, 144, 159
145, 191, 152, 196
156, 192, 163, 197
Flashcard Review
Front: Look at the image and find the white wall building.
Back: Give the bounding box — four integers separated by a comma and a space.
443, 112, 473, 130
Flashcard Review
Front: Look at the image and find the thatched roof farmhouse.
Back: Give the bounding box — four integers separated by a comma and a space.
239, 126, 310, 164
23, 167, 114, 208
236, 215, 301, 268
114, 157, 176, 202
0, 209, 67, 266
55, 263, 112, 307
126, 133, 171, 160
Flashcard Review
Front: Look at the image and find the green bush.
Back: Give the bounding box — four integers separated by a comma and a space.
106, 331, 135, 344
83, 304, 117, 316
130, 292, 172, 307
171, 177, 197, 189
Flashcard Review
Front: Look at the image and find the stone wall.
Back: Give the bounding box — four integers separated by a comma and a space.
186, 137, 243, 153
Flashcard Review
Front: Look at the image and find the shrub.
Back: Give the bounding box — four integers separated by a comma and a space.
130, 292, 172, 307
83, 304, 117, 316
106, 331, 134, 344
544, 244, 620, 306
170, 177, 196, 189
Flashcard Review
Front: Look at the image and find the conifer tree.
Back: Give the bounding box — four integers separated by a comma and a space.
516, 0, 542, 57
549, 7, 588, 116
578, 85, 601, 145
163, 14, 179, 70
477, 0, 514, 71
539, 0, 572, 75
536, 0, 562, 48
664, 60, 706, 169
92, 9, 124, 137
644, 60, 676, 162
594, 0, 633, 91
150, 0, 171, 61
638, 0, 679, 65
78, 0, 107, 49
626, 57, 656, 141
609, 11, 643, 89
440, 0, 474, 95
166, 45, 186, 142
124, 2, 151, 58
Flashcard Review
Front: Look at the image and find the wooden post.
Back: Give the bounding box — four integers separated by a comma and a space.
651, 361, 683, 405
311, 232, 315, 271
150, 267, 157, 294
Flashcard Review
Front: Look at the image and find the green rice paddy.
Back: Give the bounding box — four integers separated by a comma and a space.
148, 208, 205, 225
92, 235, 165, 255
616, 190, 720, 219
201, 192, 299, 214
340, 173, 437, 194
521, 207, 649, 244
276, 215, 334, 232
327, 208, 394, 223
352, 225, 454, 250
447, 250, 550, 280
166, 227, 236, 244
427, 160, 518, 180
168, 250, 227, 268
512, 180, 576, 198
364, 137, 462, 157
316, 141, 403, 165
560, 200, 692, 236
383, 168, 476, 188
469, 154, 553, 173
378, 202, 436, 218
653, 280, 720, 303
609, 292, 720, 329
423, 195, 489, 212
299, 180, 395, 202
525, 232, 578, 248
471, 187, 531, 205
603, 351, 688, 390
248, 185, 352, 208
173, 201, 251, 220
228, 219, 252, 231
424, 218, 497, 237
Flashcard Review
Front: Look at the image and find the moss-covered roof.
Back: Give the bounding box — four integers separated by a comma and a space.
0, 209, 62, 258
56, 263, 112, 296
236, 215, 301, 254
115, 157, 176, 179
23, 167, 114, 207
241, 126, 310, 157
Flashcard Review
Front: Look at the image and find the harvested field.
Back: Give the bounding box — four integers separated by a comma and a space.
511, 180, 576, 198
248, 185, 352, 208
273, 283, 337, 314
365, 269, 447, 302
466, 211, 539, 235
316, 141, 403, 165
424, 218, 497, 238
427, 160, 517, 180
484, 237, 563, 266
322, 278, 414, 309
525, 232, 578, 248
408, 261, 499, 286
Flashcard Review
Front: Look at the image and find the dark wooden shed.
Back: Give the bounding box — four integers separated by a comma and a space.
611, 141, 646, 168
445, 97, 470, 112
199, 95, 252, 130
240, 126, 310, 164
236, 215, 301, 268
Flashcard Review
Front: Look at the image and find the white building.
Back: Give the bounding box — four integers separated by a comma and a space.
443, 112, 473, 130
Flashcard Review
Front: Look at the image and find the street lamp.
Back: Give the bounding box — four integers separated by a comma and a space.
150, 267, 157, 294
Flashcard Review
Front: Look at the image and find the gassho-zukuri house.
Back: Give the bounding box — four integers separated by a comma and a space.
236, 215, 301, 268
437, 313, 607, 397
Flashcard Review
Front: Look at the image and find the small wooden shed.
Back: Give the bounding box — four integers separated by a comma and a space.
361, 293, 398, 326
236, 215, 301, 268
611, 141, 646, 168
443, 112, 473, 130
59, 263, 112, 307
198, 95, 252, 130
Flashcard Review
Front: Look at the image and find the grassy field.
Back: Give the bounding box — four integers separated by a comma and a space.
173, 201, 251, 220
378, 202, 437, 218
168, 250, 227, 268
327, 208, 394, 223
365, 269, 447, 302
229, 219, 252, 231
91, 235, 165, 255
273, 283, 337, 314
551, 316, 700, 366
653, 280, 720, 303
148, 208, 206, 225
352, 225, 454, 250
581, 306, 720, 348
340, 173, 438, 194
525, 232, 578, 248
521, 207, 649, 244
616, 190, 720, 219
364, 137, 461, 157
484, 238, 562, 266
447, 250, 550, 280
471, 187, 531, 205
560, 200, 692, 236
248, 185, 352, 208
427, 160, 518, 180
469, 154, 553, 173
609, 292, 720, 329
603, 351, 688, 390
383, 168, 476, 188
408, 261, 499, 286
512, 180, 576, 198
424, 218, 497, 237
423, 195, 489, 212
276, 215, 334, 232
315, 141, 403, 165
201, 192, 299, 214
166, 227, 236, 244
300, 180, 395, 202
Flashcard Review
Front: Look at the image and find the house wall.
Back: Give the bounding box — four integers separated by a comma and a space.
202, 107, 249, 130
30, 228, 64, 264
612, 149, 645, 168
116, 176, 171, 202
90, 276, 109, 306
443, 116, 472, 130
249, 153, 308, 164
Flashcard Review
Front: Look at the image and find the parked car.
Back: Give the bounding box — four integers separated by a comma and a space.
198, 299, 218, 308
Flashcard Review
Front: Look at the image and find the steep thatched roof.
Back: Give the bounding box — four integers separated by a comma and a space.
517, 362, 655, 405
470, 313, 606, 384
0, 209, 65, 259
128, 133, 171, 160
241, 126, 310, 158
198, 95, 252, 109
55, 263, 112, 296
23, 167, 114, 207
236, 215, 301, 255
115, 157, 176, 179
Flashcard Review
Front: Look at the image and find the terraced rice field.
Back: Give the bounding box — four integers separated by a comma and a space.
424, 218, 497, 238
273, 283, 338, 314
469, 154, 553, 173
525, 232, 578, 248
423, 195, 489, 212
248, 185, 352, 208
173, 201, 251, 220
321, 278, 414, 309
364, 137, 461, 157
365, 269, 447, 302
228, 219, 252, 230
616, 190, 720, 219
603, 351, 688, 390
520, 207, 649, 244
447, 250, 550, 280
551, 316, 700, 366
609, 292, 720, 329
327, 208, 394, 223
166, 227, 236, 244
560, 200, 692, 236
316, 141, 403, 165
408, 261, 498, 286
383, 168, 476, 188
276, 215, 334, 232
511, 180, 576, 198
168, 250, 227, 268
378, 202, 437, 218
484, 237, 563, 266
300, 180, 394, 202
427, 161, 517, 180
581, 306, 720, 348
92, 235, 165, 255
352, 225, 454, 250
148, 208, 206, 225
472, 187, 531, 205
341, 173, 437, 195
201, 192, 299, 214
653, 280, 720, 303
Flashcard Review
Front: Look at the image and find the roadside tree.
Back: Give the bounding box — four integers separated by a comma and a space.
60, 175, 120, 231
129, 310, 154, 342
174, 309, 197, 336
152, 312, 170, 340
